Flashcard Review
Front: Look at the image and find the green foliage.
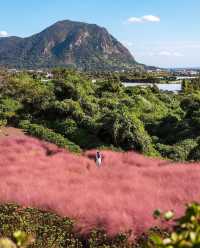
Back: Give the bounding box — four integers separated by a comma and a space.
182, 80, 190, 93
181, 77, 200, 93
0, 119, 7, 127
86, 229, 132, 248
19, 121, 81, 153
53, 100, 84, 121
53, 74, 94, 101
0, 98, 22, 124
0, 204, 133, 248
0, 204, 81, 248
95, 79, 123, 97
51, 119, 104, 149
188, 141, 200, 161
0, 74, 54, 110
0, 238, 17, 248
98, 108, 158, 156
150, 203, 200, 248
156, 139, 198, 161
52, 119, 78, 137
0, 69, 200, 161
13, 231, 34, 248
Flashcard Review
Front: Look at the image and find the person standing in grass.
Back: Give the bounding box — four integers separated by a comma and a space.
96, 151, 102, 167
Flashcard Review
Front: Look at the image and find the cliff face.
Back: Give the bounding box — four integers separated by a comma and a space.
0, 20, 139, 71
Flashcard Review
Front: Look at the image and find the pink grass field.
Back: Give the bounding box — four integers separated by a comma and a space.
0, 136, 200, 238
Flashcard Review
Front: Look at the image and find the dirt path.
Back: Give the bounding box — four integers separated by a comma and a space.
0, 127, 26, 139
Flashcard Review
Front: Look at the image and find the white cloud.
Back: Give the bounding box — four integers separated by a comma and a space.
0, 31, 8, 37
128, 17, 143, 23
132, 42, 197, 67
127, 15, 160, 24
158, 51, 184, 57
142, 15, 160, 22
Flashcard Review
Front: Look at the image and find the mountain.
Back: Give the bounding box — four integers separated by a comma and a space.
0, 20, 140, 71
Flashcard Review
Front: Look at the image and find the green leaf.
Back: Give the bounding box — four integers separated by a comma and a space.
153, 209, 162, 219
150, 233, 163, 245
189, 232, 196, 243
164, 211, 174, 221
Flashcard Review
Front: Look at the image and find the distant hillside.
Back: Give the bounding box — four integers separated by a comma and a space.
0, 20, 141, 71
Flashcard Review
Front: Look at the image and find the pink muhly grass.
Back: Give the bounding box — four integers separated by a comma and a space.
0, 136, 200, 238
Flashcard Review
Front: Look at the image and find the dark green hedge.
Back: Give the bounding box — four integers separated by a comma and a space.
19, 121, 81, 153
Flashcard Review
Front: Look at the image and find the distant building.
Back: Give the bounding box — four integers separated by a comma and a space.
36, 70, 44, 74
8, 69, 18, 73
190, 70, 198, 75
46, 72, 53, 79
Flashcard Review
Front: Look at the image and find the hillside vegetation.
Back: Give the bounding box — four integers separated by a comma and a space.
1, 69, 200, 161
1, 70, 200, 247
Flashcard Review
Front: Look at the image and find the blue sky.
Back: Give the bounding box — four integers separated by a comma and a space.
0, 0, 200, 68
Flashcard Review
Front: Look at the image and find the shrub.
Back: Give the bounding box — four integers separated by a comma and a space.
0, 98, 22, 124
19, 121, 81, 153
188, 145, 200, 161
0, 204, 81, 248
150, 203, 200, 248
52, 119, 78, 137
0, 74, 54, 110
53, 100, 84, 121
0, 119, 7, 127
0, 204, 132, 248
51, 119, 103, 149
0, 231, 34, 248
156, 139, 198, 161
98, 110, 158, 156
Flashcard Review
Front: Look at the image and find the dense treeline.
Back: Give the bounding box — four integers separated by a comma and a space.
1, 69, 200, 160
87, 70, 171, 83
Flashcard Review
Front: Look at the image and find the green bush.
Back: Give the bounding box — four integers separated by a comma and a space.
52, 119, 78, 137
0, 119, 7, 127
0, 204, 81, 248
0, 231, 34, 248
0, 98, 22, 125
98, 109, 158, 156
53, 100, 84, 121
156, 139, 198, 161
188, 145, 200, 161
0, 204, 133, 248
0, 74, 54, 111
150, 203, 200, 248
50, 119, 103, 149
19, 121, 81, 153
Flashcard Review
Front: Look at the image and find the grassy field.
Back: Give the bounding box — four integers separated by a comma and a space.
0, 135, 199, 240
